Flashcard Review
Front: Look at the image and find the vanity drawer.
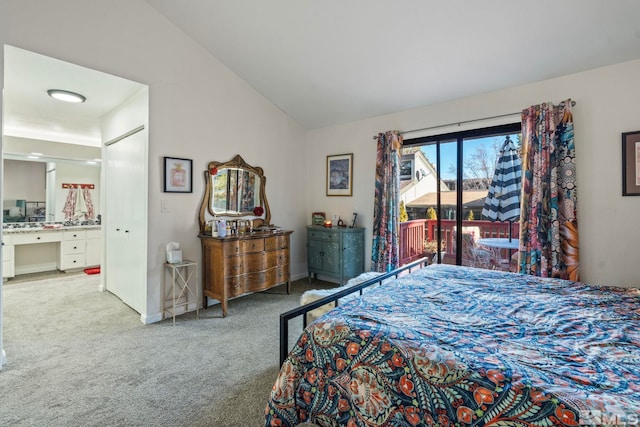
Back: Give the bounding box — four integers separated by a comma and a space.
60, 253, 86, 270
3, 245, 13, 262
62, 240, 85, 255
12, 232, 61, 245
63, 230, 86, 241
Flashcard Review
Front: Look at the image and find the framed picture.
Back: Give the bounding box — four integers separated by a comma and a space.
164, 157, 193, 193
326, 153, 353, 196
312, 212, 326, 225
622, 131, 640, 196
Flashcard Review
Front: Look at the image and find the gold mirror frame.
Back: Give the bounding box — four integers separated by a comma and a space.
198, 155, 271, 233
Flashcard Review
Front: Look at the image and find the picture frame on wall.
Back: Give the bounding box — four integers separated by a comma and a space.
622, 131, 640, 196
164, 156, 193, 193
326, 153, 353, 196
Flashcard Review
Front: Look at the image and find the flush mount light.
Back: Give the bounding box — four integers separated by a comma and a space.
47, 89, 86, 103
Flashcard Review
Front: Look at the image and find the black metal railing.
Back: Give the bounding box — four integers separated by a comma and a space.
279, 257, 429, 365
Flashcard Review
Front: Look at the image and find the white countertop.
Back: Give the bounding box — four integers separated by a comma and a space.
3, 224, 101, 234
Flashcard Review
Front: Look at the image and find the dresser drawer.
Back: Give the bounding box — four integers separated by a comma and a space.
62, 240, 85, 255
63, 230, 86, 241
239, 238, 265, 253
226, 275, 246, 297
266, 249, 289, 267
224, 238, 266, 255
274, 265, 289, 283
265, 235, 289, 251
224, 256, 244, 275
12, 232, 61, 245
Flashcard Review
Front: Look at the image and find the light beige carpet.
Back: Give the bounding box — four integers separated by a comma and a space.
0, 273, 336, 426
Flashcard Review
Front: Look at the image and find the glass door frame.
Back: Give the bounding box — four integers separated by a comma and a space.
403, 123, 521, 265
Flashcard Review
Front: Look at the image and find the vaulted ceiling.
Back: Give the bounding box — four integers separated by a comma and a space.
146, 0, 640, 129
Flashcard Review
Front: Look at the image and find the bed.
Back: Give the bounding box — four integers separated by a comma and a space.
266, 263, 640, 426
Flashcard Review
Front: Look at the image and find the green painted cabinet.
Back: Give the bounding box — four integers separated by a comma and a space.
306, 226, 365, 284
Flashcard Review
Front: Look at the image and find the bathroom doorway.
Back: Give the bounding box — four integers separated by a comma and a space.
1, 45, 149, 351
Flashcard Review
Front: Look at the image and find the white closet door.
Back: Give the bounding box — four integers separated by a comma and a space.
104, 129, 146, 314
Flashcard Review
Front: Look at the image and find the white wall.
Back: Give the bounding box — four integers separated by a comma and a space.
2, 1, 639, 303
307, 59, 640, 288
0, 0, 308, 323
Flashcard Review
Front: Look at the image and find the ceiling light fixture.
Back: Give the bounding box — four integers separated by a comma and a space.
47, 89, 86, 103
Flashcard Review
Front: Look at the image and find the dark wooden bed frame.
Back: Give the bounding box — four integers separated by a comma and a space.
279, 257, 429, 365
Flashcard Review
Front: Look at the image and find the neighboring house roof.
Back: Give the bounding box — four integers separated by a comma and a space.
400, 180, 413, 192
406, 190, 488, 209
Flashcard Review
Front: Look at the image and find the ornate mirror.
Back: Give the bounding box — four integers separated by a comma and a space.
198, 155, 270, 233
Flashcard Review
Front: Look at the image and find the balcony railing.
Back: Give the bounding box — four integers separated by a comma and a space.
399, 219, 519, 266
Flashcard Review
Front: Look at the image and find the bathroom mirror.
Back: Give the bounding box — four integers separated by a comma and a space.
198, 155, 270, 232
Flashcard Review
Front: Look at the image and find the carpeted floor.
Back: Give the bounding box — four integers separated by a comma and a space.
0, 273, 336, 426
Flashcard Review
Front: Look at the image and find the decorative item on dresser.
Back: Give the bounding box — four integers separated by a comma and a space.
306, 225, 364, 285
197, 155, 292, 317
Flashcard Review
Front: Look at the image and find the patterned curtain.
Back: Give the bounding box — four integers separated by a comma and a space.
371, 131, 403, 272
518, 100, 579, 281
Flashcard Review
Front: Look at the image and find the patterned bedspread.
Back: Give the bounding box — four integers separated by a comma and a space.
266, 264, 640, 426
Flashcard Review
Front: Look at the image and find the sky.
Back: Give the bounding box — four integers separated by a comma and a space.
419, 134, 518, 180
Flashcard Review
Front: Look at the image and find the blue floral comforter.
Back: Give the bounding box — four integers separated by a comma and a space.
266, 264, 640, 426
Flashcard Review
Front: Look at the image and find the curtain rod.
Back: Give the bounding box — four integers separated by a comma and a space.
372, 100, 576, 139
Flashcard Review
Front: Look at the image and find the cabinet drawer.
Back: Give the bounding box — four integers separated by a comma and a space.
64, 230, 86, 241
62, 240, 85, 255
60, 253, 86, 269
12, 232, 61, 245
308, 230, 337, 242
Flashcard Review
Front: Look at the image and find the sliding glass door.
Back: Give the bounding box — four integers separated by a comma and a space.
401, 123, 521, 270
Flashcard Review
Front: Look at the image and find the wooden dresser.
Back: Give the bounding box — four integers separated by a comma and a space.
199, 230, 292, 317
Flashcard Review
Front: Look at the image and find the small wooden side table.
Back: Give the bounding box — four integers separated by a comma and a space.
163, 260, 199, 325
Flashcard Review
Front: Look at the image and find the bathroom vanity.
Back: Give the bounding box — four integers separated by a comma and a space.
2, 224, 101, 278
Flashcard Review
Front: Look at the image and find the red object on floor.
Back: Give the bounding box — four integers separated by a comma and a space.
84, 267, 101, 275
